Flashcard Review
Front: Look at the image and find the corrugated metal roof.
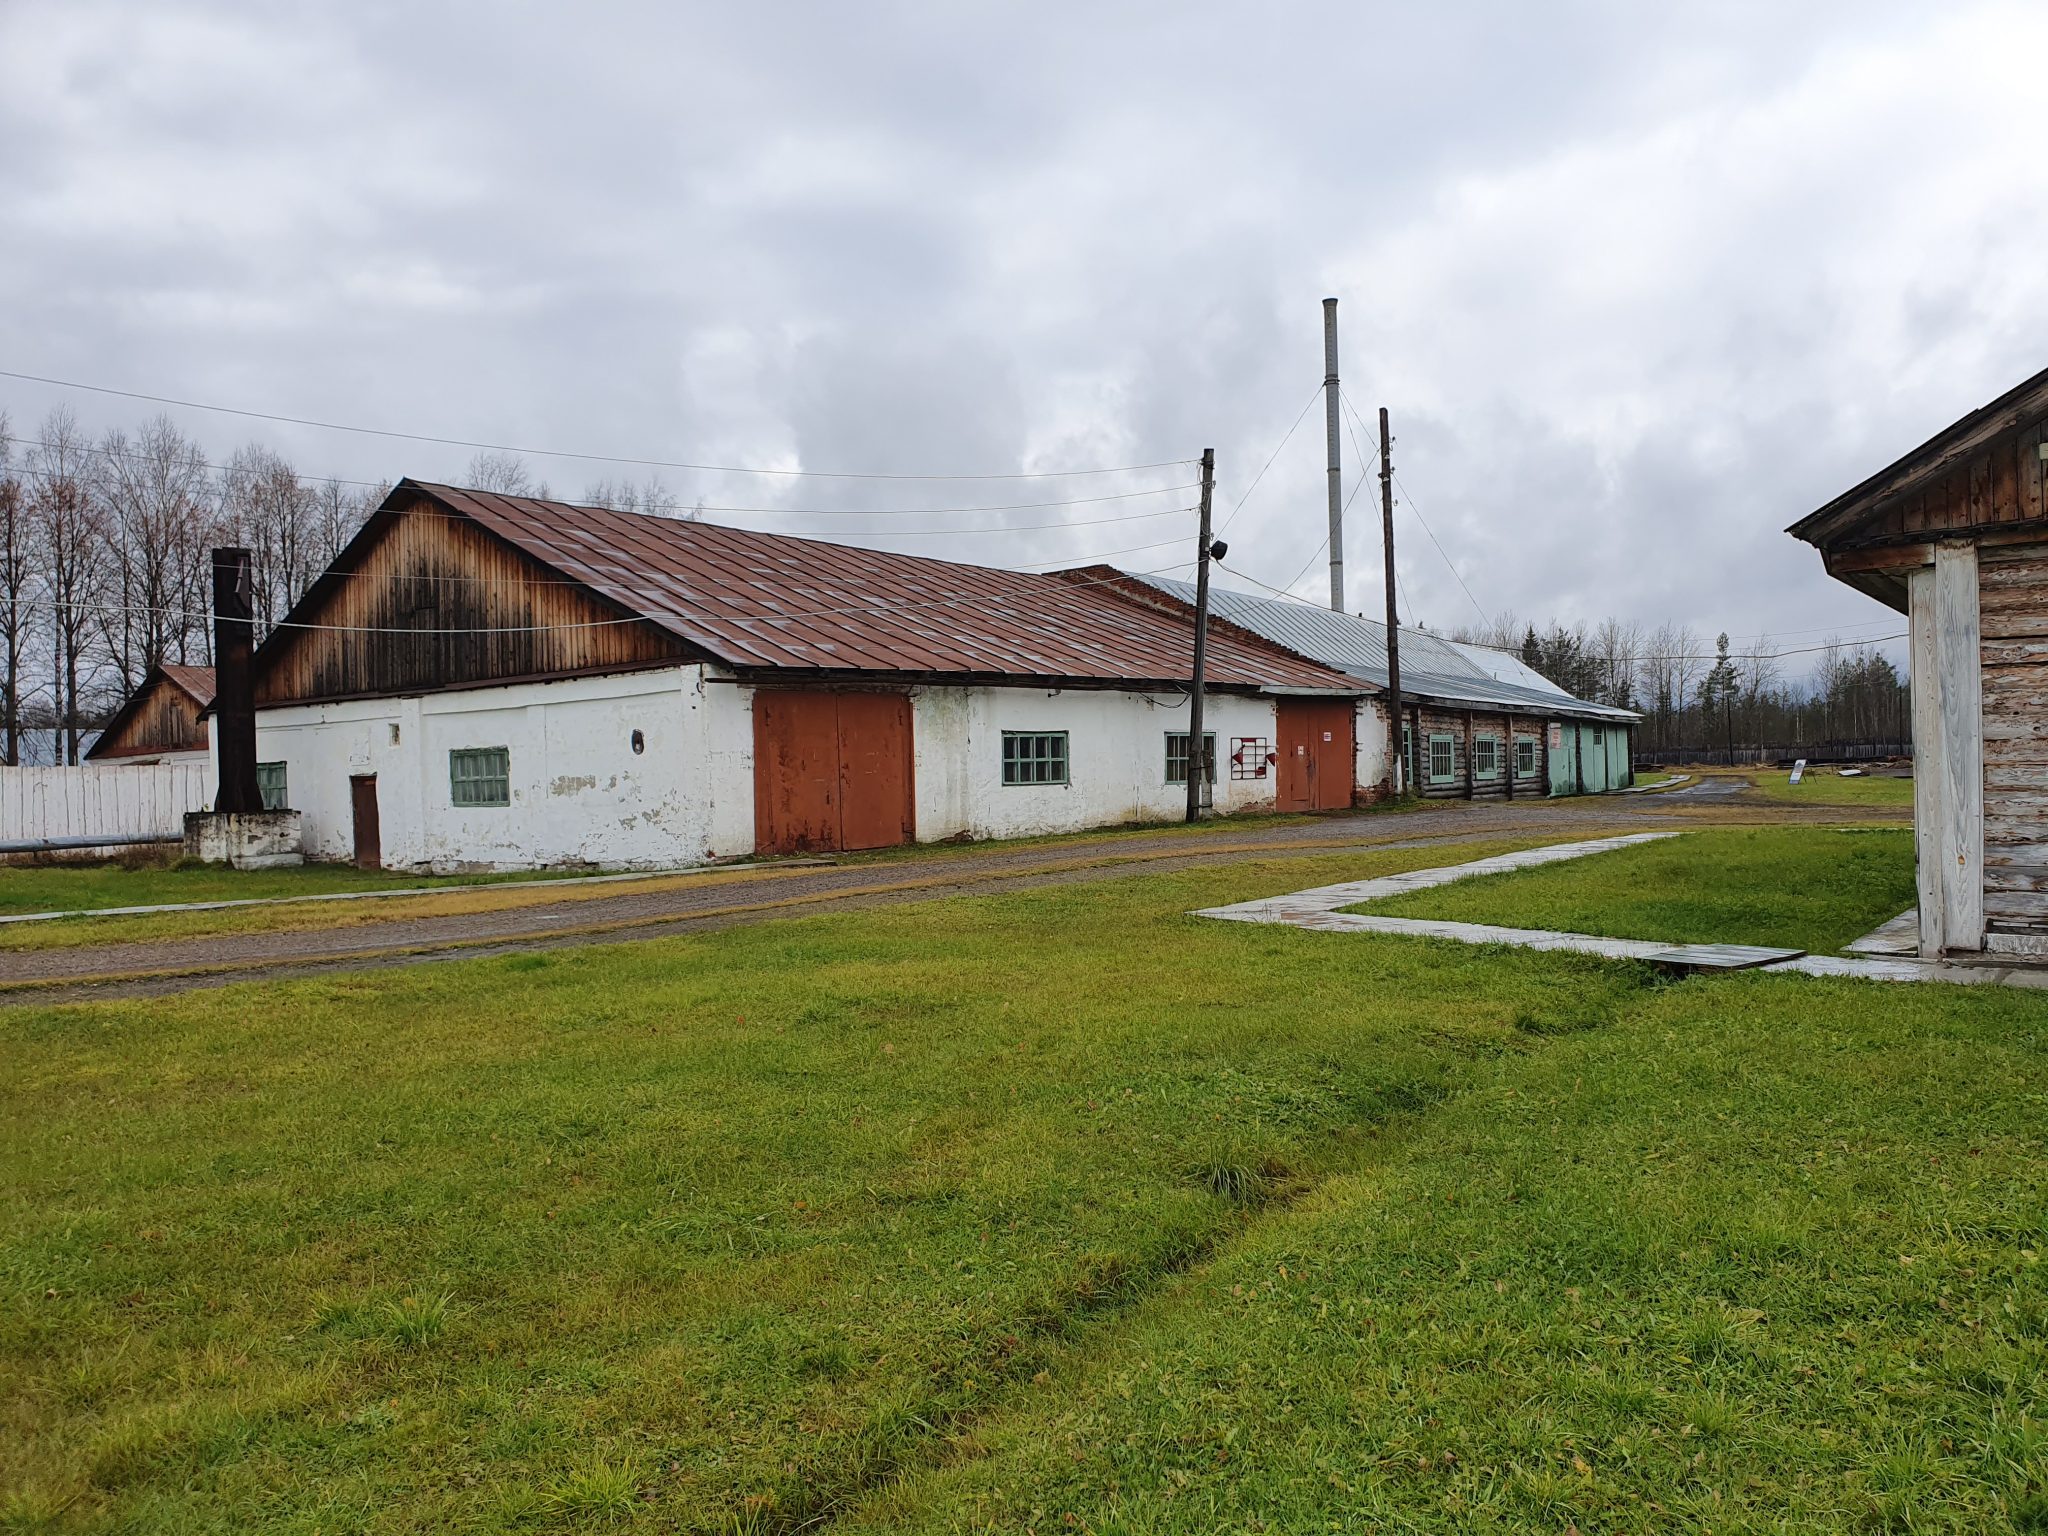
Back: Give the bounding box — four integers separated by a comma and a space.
1128, 573, 1639, 721
159, 663, 216, 708
399, 482, 1362, 694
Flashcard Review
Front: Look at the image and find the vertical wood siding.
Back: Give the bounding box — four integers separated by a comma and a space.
91, 678, 207, 759
255, 496, 691, 706
1874, 418, 2048, 541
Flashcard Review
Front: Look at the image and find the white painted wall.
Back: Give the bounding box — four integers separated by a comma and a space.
1355, 696, 1392, 795
246, 668, 1366, 871
910, 685, 1291, 841
246, 666, 753, 872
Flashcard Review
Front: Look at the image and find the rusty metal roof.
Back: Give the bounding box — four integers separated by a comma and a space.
397, 481, 1361, 694
159, 663, 216, 708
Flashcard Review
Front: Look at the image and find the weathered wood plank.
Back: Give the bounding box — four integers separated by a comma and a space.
1909, 565, 1946, 955
1985, 888, 2048, 920
2022, 423, 2045, 522
1937, 544, 1984, 949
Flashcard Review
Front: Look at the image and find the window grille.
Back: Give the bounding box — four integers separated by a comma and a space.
1428, 733, 1456, 785
1515, 736, 1538, 776
1001, 731, 1068, 786
1165, 732, 1217, 784
1473, 736, 1500, 781
1230, 736, 1273, 780
450, 747, 512, 807
255, 761, 288, 811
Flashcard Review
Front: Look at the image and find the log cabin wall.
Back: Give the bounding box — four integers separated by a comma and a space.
255, 494, 693, 707
1978, 543, 2048, 935
1405, 703, 1549, 799
92, 677, 208, 758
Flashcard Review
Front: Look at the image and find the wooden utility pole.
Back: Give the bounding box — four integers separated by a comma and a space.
1323, 298, 1345, 611
1379, 407, 1404, 794
1186, 448, 1218, 823
211, 546, 262, 814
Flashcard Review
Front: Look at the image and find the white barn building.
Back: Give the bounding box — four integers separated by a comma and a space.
230, 481, 1371, 872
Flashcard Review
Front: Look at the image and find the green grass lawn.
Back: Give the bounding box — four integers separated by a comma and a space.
1354, 826, 1915, 953
0, 857, 605, 918
2, 838, 1633, 1532
859, 971, 2048, 1534
5, 834, 2041, 1534
1749, 768, 1915, 807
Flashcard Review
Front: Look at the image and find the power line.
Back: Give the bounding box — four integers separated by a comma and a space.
19, 557, 1206, 635
1217, 384, 1323, 535
0, 368, 1193, 482
1335, 388, 1487, 627
0, 431, 1198, 517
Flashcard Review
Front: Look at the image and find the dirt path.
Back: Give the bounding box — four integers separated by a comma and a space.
0, 794, 1900, 1005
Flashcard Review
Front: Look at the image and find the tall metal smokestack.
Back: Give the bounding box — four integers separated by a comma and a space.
1323, 297, 1344, 611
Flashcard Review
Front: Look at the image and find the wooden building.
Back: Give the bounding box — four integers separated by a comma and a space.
1790, 366, 2048, 959
84, 664, 214, 765
1096, 571, 1637, 798
239, 480, 1366, 872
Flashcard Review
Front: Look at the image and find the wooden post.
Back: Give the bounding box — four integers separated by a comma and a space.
1380, 408, 1403, 793
1505, 713, 1515, 800
1464, 710, 1475, 799
1186, 449, 1216, 823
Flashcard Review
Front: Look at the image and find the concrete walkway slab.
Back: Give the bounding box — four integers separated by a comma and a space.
1195, 836, 2048, 990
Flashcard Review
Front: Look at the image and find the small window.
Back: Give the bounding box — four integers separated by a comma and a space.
1428, 733, 1456, 786
450, 746, 511, 807
256, 760, 288, 811
1515, 736, 1538, 777
1230, 736, 1273, 781
1001, 731, 1068, 786
1164, 732, 1217, 785
1473, 735, 1500, 781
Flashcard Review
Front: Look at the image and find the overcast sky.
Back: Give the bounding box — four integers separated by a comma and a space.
6, 1, 2045, 676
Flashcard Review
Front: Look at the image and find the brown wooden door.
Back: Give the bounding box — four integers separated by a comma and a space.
753, 690, 914, 854
349, 774, 381, 869
1275, 699, 1356, 812
834, 691, 915, 850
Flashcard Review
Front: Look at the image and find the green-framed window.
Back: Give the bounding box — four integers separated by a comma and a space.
1164, 731, 1216, 785
1002, 731, 1068, 786
1427, 733, 1456, 786
1514, 735, 1539, 777
1472, 735, 1501, 781
450, 746, 511, 807
255, 760, 288, 811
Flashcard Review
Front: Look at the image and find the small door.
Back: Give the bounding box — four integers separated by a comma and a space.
349, 774, 381, 870
753, 690, 915, 854
1275, 699, 1356, 812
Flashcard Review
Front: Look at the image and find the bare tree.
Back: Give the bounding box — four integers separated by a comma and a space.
309, 477, 384, 568
97, 415, 213, 689
221, 445, 320, 638
582, 475, 682, 517
0, 415, 32, 765
464, 451, 533, 495
28, 406, 107, 764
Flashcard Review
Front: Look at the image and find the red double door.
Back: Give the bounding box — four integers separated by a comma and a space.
753, 690, 916, 854
1275, 699, 1355, 812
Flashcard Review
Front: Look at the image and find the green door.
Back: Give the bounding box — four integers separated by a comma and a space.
1546, 723, 1575, 796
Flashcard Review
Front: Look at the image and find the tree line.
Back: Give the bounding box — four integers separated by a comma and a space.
0, 405, 690, 765
1448, 612, 1909, 757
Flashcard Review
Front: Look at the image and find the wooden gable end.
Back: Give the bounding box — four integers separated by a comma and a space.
254, 488, 694, 707
89, 674, 208, 759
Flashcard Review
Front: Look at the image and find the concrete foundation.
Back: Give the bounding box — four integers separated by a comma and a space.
183, 810, 305, 869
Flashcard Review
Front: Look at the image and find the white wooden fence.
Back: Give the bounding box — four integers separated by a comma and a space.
0, 763, 215, 852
